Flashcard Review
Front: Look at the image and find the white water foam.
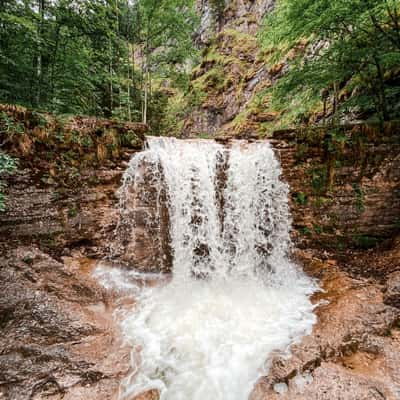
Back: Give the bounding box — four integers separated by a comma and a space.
102, 137, 317, 400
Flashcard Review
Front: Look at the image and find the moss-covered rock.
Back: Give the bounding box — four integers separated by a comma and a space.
271, 122, 400, 251
0, 104, 147, 185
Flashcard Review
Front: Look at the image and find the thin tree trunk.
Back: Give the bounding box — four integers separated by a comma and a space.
50, 24, 61, 109
142, 41, 149, 125
143, 61, 148, 125
127, 45, 131, 121
372, 56, 389, 122
127, 42, 134, 121
332, 82, 339, 123
36, 0, 45, 107
109, 38, 113, 116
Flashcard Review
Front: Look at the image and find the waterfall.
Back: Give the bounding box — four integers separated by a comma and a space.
98, 137, 317, 400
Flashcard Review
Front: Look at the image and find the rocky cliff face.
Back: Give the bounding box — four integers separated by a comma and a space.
196, 0, 275, 44
2, 168, 122, 257
248, 122, 400, 400
0, 105, 146, 258
0, 106, 146, 400
182, 0, 276, 137
271, 123, 400, 252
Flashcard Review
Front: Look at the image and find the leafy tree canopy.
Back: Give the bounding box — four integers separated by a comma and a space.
260, 0, 400, 125
0, 0, 198, 126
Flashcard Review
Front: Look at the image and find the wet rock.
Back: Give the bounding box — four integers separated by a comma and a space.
251, 258, 400, 400
111, 158, 173, 272
131, 389, 160, 400
255, 362, 393, 400
0, 247, 129, 400
273, 126, 400, 252
384, 271, 400, 308
273, 382, 288, 394
0, 169, 122, 258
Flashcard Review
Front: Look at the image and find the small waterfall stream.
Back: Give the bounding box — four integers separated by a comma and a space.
97, 137, 317, 400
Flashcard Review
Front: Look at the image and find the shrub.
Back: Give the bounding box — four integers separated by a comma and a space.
0, 152, 18, 211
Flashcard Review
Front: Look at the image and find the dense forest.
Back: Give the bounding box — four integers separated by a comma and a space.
0, 0, 198, 124
261, 0, 400, 126
1, 0, 399, 127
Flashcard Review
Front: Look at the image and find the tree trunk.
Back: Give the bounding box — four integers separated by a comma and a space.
50, 24, 61, 109
142, 45, 150, 125
373, 57, 389, 121
332, 82, 338, 122
127, 44, 131, 121
143, 65, 148, 125
36, 0, 45, 107
109, 38, 114, 116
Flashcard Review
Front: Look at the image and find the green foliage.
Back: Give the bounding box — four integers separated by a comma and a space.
68, 205, 78, 218
0, 111, 24, 136
352, 183, 365, 212
353, 235, 380, 249
313, 224, 323, 234
120, 0, 199, 126
0, 152, 17, 174
293, 191, 307, 205
0, 152, 17, 211
260, 0, 400, 125
301, 227, 312, 235
22, 256, 34, 265
325, 128, 348, 153
309, 165, 328, 194
0, 0, 199, 128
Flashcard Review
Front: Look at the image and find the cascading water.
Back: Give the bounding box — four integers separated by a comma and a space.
100, 137, 317, 400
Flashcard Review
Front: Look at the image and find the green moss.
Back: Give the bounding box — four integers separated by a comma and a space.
68, 205, 78, 218
352, 183, 365, 212
0, 152, 17, 211
308, 165, 328, 195
192, 65, 225, 93
313, 224, 323, 234
197, 132, 213, 139
0, 111, 24, 136
31, 110, 48, 128
313, 196, 332, 208
301, 227, 312, 236
40, 234, 56, 249
209, 0, 225, 21
220, 29, 257, 55
293, 191, 307, 205
22, 256, 34, 265
353, 235, 380, 249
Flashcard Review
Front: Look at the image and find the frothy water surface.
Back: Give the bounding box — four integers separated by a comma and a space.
97, 137, 317, 400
